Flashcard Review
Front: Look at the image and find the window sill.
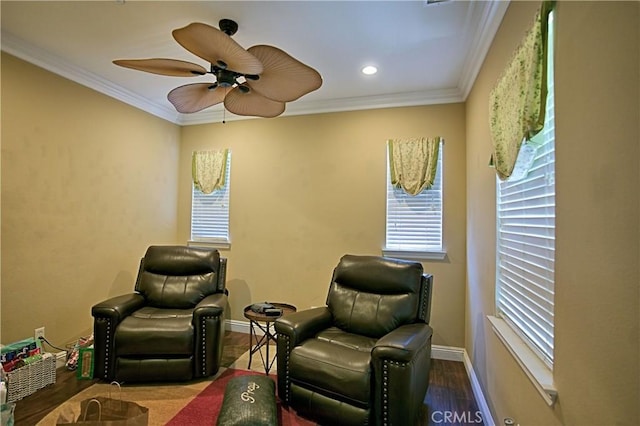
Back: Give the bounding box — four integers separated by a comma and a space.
188, 240, 231, 250
381, 249, 447, 261
487, 315, 557, 406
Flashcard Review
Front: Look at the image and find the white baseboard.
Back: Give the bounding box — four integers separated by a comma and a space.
226, 319, 251, 334
225, 320, 494, 425
432, 344, 465, 361
430, 344, 494, 425
463, 350, 495, 426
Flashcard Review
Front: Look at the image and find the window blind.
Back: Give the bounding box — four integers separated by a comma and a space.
385, 141, 443, 252
496, 16, 555, 366
191, 152, 231, 243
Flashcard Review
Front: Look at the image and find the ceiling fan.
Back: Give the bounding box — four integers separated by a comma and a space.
113, 19, 322, 118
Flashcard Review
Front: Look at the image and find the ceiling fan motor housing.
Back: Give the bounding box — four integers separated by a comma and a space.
216, 69, 239, 87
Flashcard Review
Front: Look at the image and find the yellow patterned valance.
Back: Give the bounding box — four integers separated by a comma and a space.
192, 149, 228, 194
489, 1, 553, 181
388, 137, 441, 196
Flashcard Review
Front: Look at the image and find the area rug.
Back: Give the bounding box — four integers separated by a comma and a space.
37, 373, 215, 425
230, 344, 278, 374
37, 349, 314, 425
166, 368, 313, 425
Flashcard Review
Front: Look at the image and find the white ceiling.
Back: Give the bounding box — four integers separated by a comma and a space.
1, 0, 508, 125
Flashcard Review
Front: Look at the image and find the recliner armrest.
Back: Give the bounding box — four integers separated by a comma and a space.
372, 323, 433, 363
193, 292, 227, 378
92, 293, 145, 324
92, 293, 145, 381
371, 322, 433, 425
275, 307, 332, 346
275, 307, 333, 404
193, 292, 227, 320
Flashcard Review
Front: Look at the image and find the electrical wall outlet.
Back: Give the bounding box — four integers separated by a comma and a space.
34, 326, 45, 341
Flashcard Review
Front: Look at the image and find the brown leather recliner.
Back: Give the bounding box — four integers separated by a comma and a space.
91, 245, 228, 382
275, 254, 433, 426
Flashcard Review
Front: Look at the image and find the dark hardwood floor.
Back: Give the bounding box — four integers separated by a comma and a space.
12, 331, 482, 425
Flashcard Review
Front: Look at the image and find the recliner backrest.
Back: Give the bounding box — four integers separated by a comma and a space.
326, 254, 424, 338
135, 245, 221, 309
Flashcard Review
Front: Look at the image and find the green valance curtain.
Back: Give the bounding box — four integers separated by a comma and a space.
388, 137, 441, 196
489, 1, 554, 181
192, 149, 228, 194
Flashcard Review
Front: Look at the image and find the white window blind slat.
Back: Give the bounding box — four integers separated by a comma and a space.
190, 152, 231, 243
496, 14, 555, 367
385, 141, 443, 252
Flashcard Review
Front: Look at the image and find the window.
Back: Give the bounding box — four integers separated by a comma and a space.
496, 13, 555, 368
190, 152, 231, 247
384, 140, 444, 260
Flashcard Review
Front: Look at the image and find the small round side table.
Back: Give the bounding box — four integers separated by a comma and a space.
243, 302, 296, 374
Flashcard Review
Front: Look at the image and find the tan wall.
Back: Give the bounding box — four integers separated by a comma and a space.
1, 53, 181, 345
178, 105, 467, 347
6, 3, 636, 421
466, 1, 639, 425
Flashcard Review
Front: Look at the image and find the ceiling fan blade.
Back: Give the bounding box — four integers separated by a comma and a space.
113, 59, 207, 77
167, 83, 227, 113
172, 22, 263, 75
224, 86, 285, 118
246, 45, 322, 102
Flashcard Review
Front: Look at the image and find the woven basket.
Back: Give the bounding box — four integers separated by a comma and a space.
6, 353, 56, 403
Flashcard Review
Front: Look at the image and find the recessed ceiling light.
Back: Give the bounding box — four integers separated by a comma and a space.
362, 66, 378, 75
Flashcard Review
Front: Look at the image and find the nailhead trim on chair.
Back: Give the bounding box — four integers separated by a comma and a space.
283, 334, 292, 402
382, 359, 408, 426
201, 317, 206, 375
96, 317, 112, 380
382, 362, 388, 424
105, 320, 110, 379
420, 278, 428, 322
381, 341, 430, 425
200, 316, 214, 375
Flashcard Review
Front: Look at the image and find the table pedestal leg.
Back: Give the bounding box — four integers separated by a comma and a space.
247, 320, 277, 374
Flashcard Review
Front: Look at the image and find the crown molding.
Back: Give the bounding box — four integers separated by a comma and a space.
176, 87, 464, 126
2, 1, 506, 126
457, 0, 510, 99
1, 31, 180, 123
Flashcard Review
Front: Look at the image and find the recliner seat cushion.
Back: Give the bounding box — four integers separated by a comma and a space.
290, 338, 372, 407
315, 327, 377, 352
115, 307, 194, 356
